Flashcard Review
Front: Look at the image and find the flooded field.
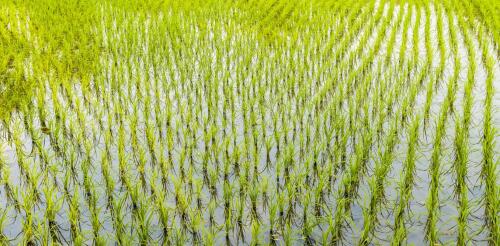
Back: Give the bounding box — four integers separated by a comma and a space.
0, 0, 499, 245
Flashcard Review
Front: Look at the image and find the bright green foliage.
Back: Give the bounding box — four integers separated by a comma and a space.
0, 0, 498, 245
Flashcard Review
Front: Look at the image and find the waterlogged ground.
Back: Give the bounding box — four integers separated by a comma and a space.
0, 0, 499, 245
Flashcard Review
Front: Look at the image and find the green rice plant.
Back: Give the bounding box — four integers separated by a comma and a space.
452, 9, 478, 244
0, 6, 35, 119
20, 187, 37, 245
422, 7, 460, 240
392, 114, 421, 245
0, 207, 9, 244
233, 195, 244, 241
223, 181, 234, 242
112, 193, 130, 245
424, 3, 446, 125
38, 219, 51, 246
29, 122, 53, 182
89, 204, 103, 244
398, 3, 412, 69
425, 65, 458, 244
68, 188, 82, 243
412, 3, 421, 68
200, 224, 215, 246
0, 141, 6, 180
0, 0, 499, 244
466, 0, 500, 56
453, 120, 471, 245
330, 97, 378, 243
249, 181, 261, 223
3, 170, 20, 213
134, 194, 153, 245
332, 37, 406, 245
250, 219, 262, 246
42, 184, 64, 244
358, 109, 400, 245
317, 1, 388, 109
479, 38, 499, 245
434, 1, 446, 77
424, 1, 432, 70
269, 197, 279, 244
305, 0, 380, 109
385, 1, 405, 66
151, 172, 171, 243
13, 127, 44, 204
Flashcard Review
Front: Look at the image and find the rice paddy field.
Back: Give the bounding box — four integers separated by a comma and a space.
0, 0, 499, 245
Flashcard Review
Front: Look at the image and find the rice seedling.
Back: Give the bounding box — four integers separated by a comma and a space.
392, 114, 421, 245
0, 0, 498, 244
477, 28, 500, 246
0, 207, 8, 244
